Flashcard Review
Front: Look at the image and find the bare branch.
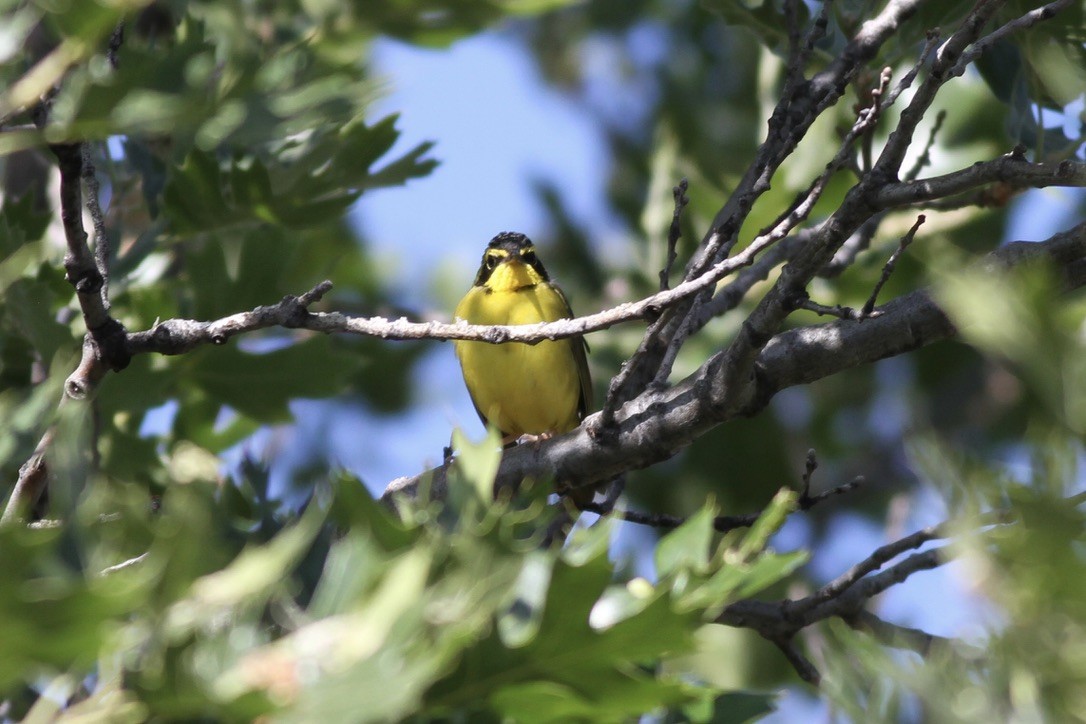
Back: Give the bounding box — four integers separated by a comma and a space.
577, 504, 758, 534
949, 0, 1074, 79
125, 234, 817, 354
799, 299, 872, 321
580, 471, 862, 534
708, 491, 1086, 680
819, 215, 884, 278
4, 144, 126, 524
1, 428, 55, 526
861, 213, 924, 317
871, 0, 1004, 178
904, 109, 947, 182
788, 525, 948, 618
659, 178, 688, 292
51, 143, 129, 375
81, 144, 112, 304
641, 77, 893, 390
874, 153, 1086, 210
845, 610, 953, 657
771, 636, 821, 686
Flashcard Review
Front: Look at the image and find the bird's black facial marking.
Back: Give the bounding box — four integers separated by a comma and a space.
473, 232, 551, 286
474, 248, 508, 286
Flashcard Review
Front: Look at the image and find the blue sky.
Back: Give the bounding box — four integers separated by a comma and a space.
358, 34, 616, 287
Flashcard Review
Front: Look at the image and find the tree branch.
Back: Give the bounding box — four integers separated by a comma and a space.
874, 153, 1086, 210
601, 0, 924, 411
948, 0, 1074, 79
707, 488, 1086, 683
658, 178, 688, 291
51, 142, 129, 375
845, 610, 953, 657
383, 221, 1086, 503
1, 427, 55, 526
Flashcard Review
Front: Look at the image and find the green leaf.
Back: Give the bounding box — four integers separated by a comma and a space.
425, 542, 701, 721
702, 0, 811, 56
162, 118, 435, 235
656, 501, 715, 579
326, 471, 418, 552
218, 542, 462, 723
362, 139, 438, 190
304, 531, 389, 620
488, 681, 609, 724
737, 488, 797, 560
450, 426, 503, 502
935, 261, 1086, 433
162, 148, 232, 233
680, 551, 808, 616
187, 336, 356, 421
166, 498, 326, 637
0, 192, 51, 256
672, 691, 777, 724
5, 276, 72, 365
0, 524, 139, 691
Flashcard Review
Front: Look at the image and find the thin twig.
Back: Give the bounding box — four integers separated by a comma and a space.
801, 477, 865, 510
574, 502, 760, 534
596, 474, 625, 516
948, 0, 1074, 79
575, 451, 863, 533
106, 21, 125, 69
861, 214, 924, 317
860, 67, 894, 173
820, 215, 885, 278
806, 212, 923, 320
100, 552, 148, 576
800, 448, 817, 497
800, 299, 872, 321
832, 546, 945, 605
904, 109, 947, 182
845, 610, 952, 657
771, 636, 821, 685
882, 29, 941, 109
659, 179, 688, 292
798, 450, 864, 510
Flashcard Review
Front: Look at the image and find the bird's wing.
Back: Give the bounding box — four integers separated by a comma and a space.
552, 283, 593, 420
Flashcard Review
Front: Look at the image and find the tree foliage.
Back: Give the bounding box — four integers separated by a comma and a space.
0, 0, 1085, 721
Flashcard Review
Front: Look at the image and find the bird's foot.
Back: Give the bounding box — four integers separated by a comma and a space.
517, 431, 557, 448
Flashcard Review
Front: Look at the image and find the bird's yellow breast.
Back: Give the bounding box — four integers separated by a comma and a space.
454, 280, 582, 438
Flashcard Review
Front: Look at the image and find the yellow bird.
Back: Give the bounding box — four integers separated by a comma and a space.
454, 232, 592, 446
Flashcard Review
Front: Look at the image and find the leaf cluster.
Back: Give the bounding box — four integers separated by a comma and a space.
0, 434, 808, 722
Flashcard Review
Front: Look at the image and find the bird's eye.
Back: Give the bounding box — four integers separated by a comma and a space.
485, 255, 498, 270
522, 250, 536, 263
